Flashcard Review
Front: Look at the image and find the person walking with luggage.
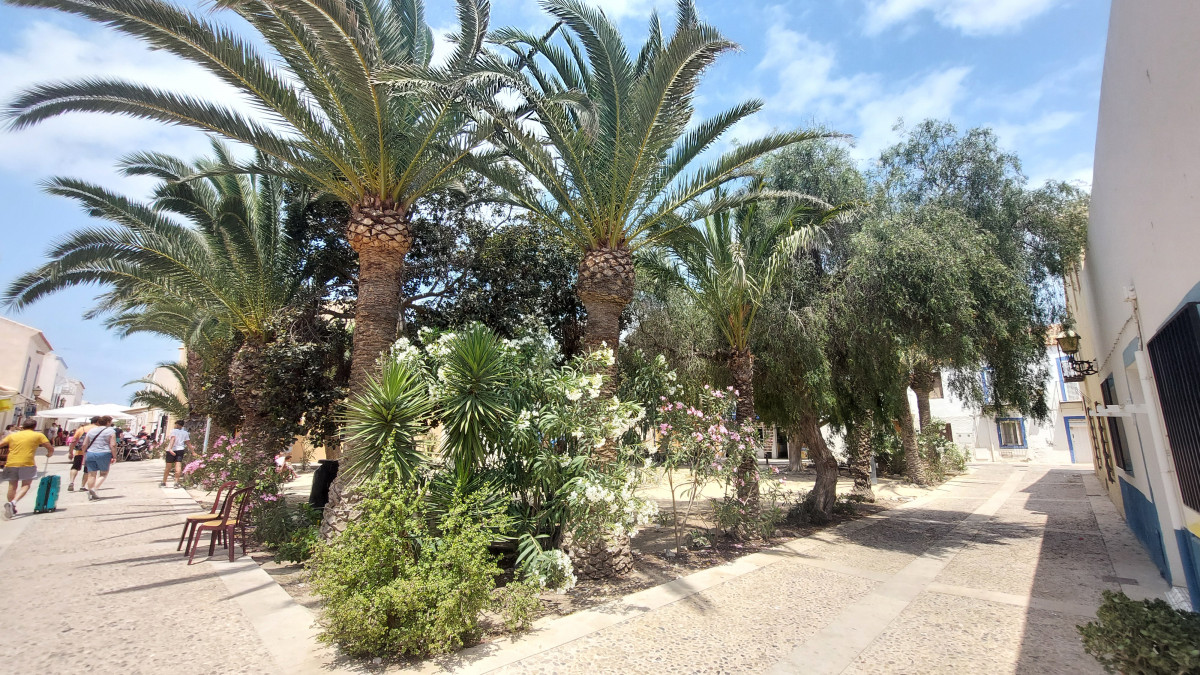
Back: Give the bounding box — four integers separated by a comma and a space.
0, 419, 54, 519
161, 420, 189, 488
81, 416, 117, 501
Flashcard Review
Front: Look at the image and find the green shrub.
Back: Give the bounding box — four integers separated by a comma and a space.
254, 501, 322, 564
493, 581, 543, 633
1078, 590, 1200, 674
309, 480, 504, 657
918, 419, 968, 482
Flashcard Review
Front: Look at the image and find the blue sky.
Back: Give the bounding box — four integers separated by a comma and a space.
0, 0, 1109, 403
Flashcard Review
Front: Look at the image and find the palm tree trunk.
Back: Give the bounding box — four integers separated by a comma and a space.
898, 383, 928, 486
728, 349, 759, 514
322, 201, 413, 538
909, 367, 936, 430
846, 423, 875, 502
183, 347, 208, 439
576, 246, 634, 396
798, 413, 837, 523
229, 341, 279, 480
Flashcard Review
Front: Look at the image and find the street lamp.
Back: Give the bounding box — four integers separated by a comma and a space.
1056, 328, 1097, 378
31, 385, 43, 400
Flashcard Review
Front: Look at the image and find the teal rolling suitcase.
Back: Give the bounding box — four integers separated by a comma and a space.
34, 455, 60, 513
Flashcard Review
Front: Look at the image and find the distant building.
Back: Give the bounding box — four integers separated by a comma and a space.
0, 316, 55, 430
1062, 0, 1200, 611
904, 344, 1091, 466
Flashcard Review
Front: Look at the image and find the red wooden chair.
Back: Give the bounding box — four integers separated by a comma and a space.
188, 486, 255, 564
177, 480, 238, 553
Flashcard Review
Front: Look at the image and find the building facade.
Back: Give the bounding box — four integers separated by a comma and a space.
907, 347, 1091, 466
0, 316, 54, 430
1063, 0, 1200, 610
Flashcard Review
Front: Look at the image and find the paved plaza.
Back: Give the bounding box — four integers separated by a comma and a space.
0, 457, 1166, 674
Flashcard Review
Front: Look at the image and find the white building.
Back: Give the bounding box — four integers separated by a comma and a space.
1062, 0, 1200, 610
0, 316, 54, 430
911, 345, 1090, 466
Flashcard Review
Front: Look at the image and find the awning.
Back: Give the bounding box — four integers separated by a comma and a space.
34, 403, 136, 420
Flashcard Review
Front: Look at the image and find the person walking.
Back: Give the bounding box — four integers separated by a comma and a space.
67, 416, 99, 492
81, 416, 117, 501
161, 420, 190, 488
0, 419, 54, 519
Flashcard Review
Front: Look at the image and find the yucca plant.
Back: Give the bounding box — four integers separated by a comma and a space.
481, 0, 832, 407
340, 357, 436, 484
3, 0, 503, 403
126, 361, 190, 420
435, 324, 514, 481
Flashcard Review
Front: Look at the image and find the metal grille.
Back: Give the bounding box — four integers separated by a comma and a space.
1100, 376, 1133, 472
1147, 302, 1200, 512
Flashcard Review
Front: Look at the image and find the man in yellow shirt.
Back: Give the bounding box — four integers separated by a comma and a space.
0, 419, 54, 519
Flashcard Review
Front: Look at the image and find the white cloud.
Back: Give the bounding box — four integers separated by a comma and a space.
863, 0, 1062, 36
1026, 151, 1093, 188
991, 110, 1079, 149
431, 25, 457, 68
0, 21, 250, 192
752, 18, 969, 161
853, 67, 971, 160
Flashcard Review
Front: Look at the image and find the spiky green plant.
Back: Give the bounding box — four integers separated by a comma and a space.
480, 0, 832, 401
340, 357, 436, 484
435, 323, 513, 480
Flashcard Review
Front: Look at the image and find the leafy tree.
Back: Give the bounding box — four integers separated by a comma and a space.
480, 0, 826, 411
835, 205, 1038, 484
4, 0, 503, 404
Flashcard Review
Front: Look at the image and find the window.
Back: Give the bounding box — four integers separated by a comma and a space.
980, 368, 994, 404
930, 371, 944, 399
1147, 302, 1200, 511
942, 422, 953, 442
997, 418, 1027, 448
1057, 356, 1082, 402
1099, 375, 1133, 473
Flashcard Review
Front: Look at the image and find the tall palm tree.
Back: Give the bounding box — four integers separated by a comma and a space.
3, 0, 501, 408
642, 198, 835, 507
127, 361, 190, 421
479, 0, 830, 410
4, 142, 304, 464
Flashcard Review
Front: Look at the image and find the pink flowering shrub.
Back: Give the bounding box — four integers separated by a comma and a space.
180, 435, 293, 502
653, 385, 779, 543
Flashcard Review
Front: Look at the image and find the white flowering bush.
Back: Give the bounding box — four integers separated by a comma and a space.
520, 548, 577, 593
565, 466, 659, 545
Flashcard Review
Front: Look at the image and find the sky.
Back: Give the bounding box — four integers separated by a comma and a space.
0, 0, 1110, 403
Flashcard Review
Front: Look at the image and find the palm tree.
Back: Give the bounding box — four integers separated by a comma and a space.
127, 361, 190, 421
4, 143, 304, 464
479, 0, 830, 411
4, 0, 501, 408
642, 198, 834, 508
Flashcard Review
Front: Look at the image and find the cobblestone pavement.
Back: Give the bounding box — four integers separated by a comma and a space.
448, 464, 1167, 675
0, 450, 287, 674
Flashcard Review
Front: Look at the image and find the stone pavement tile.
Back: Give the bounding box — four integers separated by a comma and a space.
994, 498, 1098, 531
802, 519, 965, 575
0, 455, 279, 675
842, 591, 1103, 675
887, 499, 990, 524
490, 563, 878, 675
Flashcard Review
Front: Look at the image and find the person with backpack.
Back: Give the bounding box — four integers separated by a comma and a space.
67, 416, 100, 492
80, 416, 118, 501
0, 419, 54, 519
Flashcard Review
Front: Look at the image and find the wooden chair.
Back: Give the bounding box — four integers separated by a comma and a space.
177, 481, 238, 553
188, 487, 254, 565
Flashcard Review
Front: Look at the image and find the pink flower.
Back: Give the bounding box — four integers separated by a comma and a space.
713, 391, 724, 399
675, 402, 684, 410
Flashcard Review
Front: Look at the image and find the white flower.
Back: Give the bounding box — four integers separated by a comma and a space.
566, 389, 583, 402
572, 430, 584, 439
